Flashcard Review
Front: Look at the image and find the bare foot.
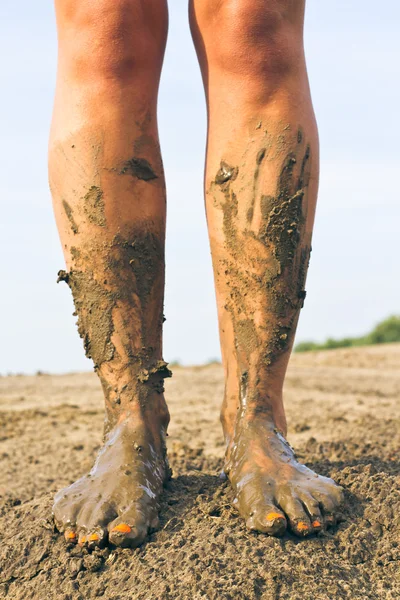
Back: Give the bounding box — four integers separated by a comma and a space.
53, 417, 169, 548
226, 417, 344, 537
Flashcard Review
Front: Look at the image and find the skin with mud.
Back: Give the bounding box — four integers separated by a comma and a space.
52, 159, 173, 547
202, 126, 344, 537
53, 416, 168, 548
50, 126, 343, 546
226, 418, 341, 536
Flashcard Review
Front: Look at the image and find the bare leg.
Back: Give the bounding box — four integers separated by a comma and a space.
49, 0, 170, 547
190, 0, 343, 536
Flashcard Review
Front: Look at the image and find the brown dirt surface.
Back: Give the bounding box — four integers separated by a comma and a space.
0, 344, 399, 599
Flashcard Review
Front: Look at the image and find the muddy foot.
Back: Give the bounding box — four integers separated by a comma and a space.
53, 418, 169, 548
226, 418, 344, 537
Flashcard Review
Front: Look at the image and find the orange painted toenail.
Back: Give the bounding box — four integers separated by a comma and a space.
296, 521, 309, 531
88, 533, 99, 542
266, 512, 284, 522
80, 536, 87, 544
66, 531, 76, 540
112, 523, 131, 534
312, 520, 322, 528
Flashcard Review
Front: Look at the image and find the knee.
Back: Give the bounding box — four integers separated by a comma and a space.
192, 0, 304, 81
56, 0, 168, 85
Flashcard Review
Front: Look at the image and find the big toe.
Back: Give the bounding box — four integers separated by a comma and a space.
244, 501, 287, 536
234, 481, 287, 537
108, 505, 155, 548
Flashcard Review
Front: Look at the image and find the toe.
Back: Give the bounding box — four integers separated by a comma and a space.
246, 505, 287, 536
86, 528, 107, 548
234, 477, 287, 537
300, 493, 324, 533
108, 521, 147, 548
53, 494, 80, 535
64, 528, 78, 544
77, 527, 106, 548
75, 500, 117, 547
314, 492, 339, 528
319, 479, 345, 508
78, 531, 88, 546
108, 506, 150, 548
76, 500, 116, 541
149, 514, 160, 531
278, 495, 312, 537
331, 484, 345, 507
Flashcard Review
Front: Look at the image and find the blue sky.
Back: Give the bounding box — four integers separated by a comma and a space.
1, 1, 399, 374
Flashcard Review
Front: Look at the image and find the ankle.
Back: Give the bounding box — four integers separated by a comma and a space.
101, 384, 170, 439
115, 400, 170, 431
106, 408, 169, 458
240, 405, 287, 437
221, 383, 287, 443
99, 358, 171, 424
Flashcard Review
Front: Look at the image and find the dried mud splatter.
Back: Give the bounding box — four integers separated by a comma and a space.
247, 147, 267, 224
215, 161, 238, 186
83, 186, 106, 227
62, 200, 79, 234
57, 269, 115, 368
211, 131, 313, 372
120, 157, 158, 182
57, 224, 167, 411
138, 361, 173, 394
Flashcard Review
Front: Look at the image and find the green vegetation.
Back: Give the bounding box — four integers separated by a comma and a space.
169, 360, 181, 368
295, 315, 400, 353
206, 358, 222, 366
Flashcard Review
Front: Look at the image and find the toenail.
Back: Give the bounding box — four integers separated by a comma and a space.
296, 521, 309, 532
266, 512, 284, 522
112, 523, 131, 534
79, 536, 87, 544
312, 520, 321, 528
325, 515, 334, 523
88, 533, 99, 542
65, 531, 76, 541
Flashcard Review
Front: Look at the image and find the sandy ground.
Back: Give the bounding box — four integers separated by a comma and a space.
0, 344, 399, 599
